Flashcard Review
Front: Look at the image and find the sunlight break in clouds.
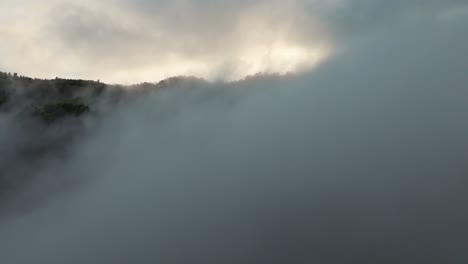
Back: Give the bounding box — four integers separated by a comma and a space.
0, 0, 331, 83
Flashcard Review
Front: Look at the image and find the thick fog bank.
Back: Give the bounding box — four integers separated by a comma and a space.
1, 13, 468, 264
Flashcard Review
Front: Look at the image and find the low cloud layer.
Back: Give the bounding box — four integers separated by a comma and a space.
1, 3, 468, 262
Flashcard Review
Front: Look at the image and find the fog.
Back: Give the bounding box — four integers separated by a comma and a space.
1, 1, 468, 263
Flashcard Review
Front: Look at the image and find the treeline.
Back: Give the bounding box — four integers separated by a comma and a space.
0, 70, 229, 124
0, 71, 198, 123
0, 71, 111, 123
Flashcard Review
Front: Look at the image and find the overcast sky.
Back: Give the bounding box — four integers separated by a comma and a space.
1, 0, 466, 83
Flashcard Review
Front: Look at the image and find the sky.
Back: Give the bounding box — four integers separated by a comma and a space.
1, 1, 468, 263
1, 0, 465, 83
0, 0, 331, 83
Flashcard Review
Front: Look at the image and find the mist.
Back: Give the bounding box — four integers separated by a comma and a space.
1, 1, 468, 263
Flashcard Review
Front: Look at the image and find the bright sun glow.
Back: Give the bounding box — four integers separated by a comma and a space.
236, 42, 330, 79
